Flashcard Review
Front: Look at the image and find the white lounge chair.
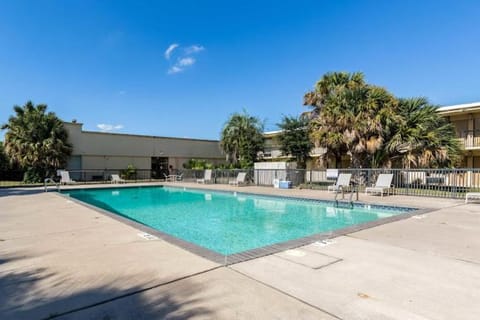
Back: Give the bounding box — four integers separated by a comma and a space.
365, 174, 394, 197
59, 170, 76, 185
327, 173, 352, 193
326, 169, 339, 180
111, 174, 125, 184
197, 169, 212, 184
229, 172, 247, 186
465, 193, 480, 204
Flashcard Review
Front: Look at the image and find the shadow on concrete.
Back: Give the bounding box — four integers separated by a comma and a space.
0, 253, 215, 320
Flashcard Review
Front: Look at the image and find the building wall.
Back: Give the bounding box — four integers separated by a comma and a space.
81, 156, 151, 170
64, 122, 225, 170
264, 103, 480, 169
441, 108, 480, 168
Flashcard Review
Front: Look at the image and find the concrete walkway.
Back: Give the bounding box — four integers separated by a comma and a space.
1, 183, 479, 319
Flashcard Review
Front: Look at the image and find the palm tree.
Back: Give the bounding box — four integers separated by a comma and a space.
0, 142, 8, 172
386, 98, 461, 168
2, 101, 72, 182
305, 72, 398, 168
220, 111, 264, 168
305, 72, 365, 166
277, 115, 313, 169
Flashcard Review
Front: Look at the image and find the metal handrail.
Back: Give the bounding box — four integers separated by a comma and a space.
44, 178, 60, 192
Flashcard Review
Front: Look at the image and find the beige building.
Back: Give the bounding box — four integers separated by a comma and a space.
261, 130, 327, 169
64, 122, 224, 178
263, 101, 480, 169
437, 101, 480, 168
64, 101, 480, 176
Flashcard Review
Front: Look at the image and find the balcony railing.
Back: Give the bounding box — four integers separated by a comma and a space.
459, 130, 480, 149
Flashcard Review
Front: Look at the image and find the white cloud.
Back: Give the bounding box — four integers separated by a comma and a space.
164, 43, 179, 59
168, 66, 183, 74
178, 57, 195, 66
184, 45, 205, 54
168, 57, 197, 74
166, 43, 204, 75
97, 124, 124, 132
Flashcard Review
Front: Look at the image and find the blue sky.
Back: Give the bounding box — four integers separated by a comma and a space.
1, 0, 479, 140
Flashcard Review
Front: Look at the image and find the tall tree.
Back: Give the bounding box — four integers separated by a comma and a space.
305, 72, 398, 168
385, 97, 461, 168
2, 101, 72, 182
277, 115, 313, 169
220, 111, 264, 168
0, 142, 9, 171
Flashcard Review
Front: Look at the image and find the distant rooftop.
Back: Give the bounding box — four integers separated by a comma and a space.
63, 121, 220, 143
437, 101, 480, 114
263, 130, 282, 136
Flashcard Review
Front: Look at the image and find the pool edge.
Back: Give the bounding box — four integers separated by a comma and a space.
56, 186, 432, 266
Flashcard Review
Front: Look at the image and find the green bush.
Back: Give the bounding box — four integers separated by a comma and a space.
121, 164, 137, 179
183, 159, 215, 170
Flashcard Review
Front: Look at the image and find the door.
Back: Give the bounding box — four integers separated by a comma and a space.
151, 157, 169, 179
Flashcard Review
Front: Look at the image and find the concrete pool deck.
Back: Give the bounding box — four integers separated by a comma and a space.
1, 183, 479, 319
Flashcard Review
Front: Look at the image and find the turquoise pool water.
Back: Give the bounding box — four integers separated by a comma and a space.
64, 186, 413, 255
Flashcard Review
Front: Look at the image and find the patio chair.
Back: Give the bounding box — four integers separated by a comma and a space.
365, 174, 394, 197
327, 173, 352, 193
465, 192, 480, 204
197, 169, 212, 184
59, 170, 76, 185
229, 172, 247, 186
164, 172, 183, 182
326, 169, 339, 180
111, 174, 125, 184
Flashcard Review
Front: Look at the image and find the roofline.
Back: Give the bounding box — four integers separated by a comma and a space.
63, 121, 220, 143
81, 130, 220, 143
263, 130, 282, 135
437, 101, 480, 114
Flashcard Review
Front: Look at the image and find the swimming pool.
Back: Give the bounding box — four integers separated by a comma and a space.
63, 186, 416, 258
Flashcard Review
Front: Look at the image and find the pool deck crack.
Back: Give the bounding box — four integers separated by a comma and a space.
43, 265, 223, 319
345, 234, 480, 267
227, 266, 344, 320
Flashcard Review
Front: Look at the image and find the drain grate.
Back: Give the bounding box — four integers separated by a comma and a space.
313, 239, 336, 247
137, 232, 158, 240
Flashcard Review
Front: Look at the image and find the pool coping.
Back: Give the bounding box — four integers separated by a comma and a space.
57, 185, 433, 265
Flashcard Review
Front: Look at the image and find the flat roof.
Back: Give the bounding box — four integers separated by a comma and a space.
437, 101, 480, 114
64, 121, 220, 143
263, 130, 282, 136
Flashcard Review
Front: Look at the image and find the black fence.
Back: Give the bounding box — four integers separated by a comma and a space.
2, 168, 480, 199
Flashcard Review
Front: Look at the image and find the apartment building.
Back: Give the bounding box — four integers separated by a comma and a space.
263, 101, 480, 169
437, 101, 480, 168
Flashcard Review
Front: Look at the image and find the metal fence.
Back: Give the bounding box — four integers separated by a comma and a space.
2, 168, 480, 199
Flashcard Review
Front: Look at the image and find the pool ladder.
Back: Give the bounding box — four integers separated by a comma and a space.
44, 178, 60, 192
334, 185, 358, 209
